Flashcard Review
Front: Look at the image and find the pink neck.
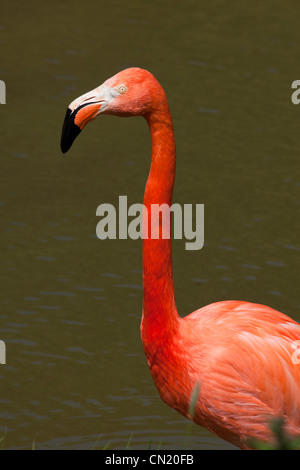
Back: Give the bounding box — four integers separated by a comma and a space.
141, 108, 180, 343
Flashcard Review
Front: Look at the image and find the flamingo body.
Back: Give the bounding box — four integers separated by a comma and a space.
61, 67, 300, 449
142, 300, 300, 448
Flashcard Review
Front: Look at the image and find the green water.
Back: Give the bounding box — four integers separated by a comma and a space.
0, 0, 299, 449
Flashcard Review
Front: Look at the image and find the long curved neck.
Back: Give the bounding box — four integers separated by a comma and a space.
141, 107, 180, 344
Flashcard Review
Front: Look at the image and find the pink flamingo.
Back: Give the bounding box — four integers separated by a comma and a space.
61, 68, 300, 449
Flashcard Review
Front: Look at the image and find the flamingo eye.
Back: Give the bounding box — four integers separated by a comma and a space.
116, 85, 127, 94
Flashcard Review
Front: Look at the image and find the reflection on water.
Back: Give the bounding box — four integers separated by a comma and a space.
0, 0, 299, 450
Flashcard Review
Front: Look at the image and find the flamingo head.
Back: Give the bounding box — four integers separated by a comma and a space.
61, 67, 166, 153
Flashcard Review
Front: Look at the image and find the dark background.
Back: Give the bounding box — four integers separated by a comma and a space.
0, 0, 299, 449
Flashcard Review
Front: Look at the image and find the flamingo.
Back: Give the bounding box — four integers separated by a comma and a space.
60, 67, 300, 449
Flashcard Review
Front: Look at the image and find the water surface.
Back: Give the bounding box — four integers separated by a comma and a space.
0, 0, 299, 450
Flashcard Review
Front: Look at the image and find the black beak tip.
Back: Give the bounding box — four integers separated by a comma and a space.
60, 107, 81, 154
61, 142, 69, 154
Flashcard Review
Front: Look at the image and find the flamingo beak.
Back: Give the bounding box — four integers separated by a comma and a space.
60, 100, 102, 154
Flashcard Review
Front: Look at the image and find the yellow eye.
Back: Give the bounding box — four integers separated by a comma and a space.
116, 85, 127, 94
